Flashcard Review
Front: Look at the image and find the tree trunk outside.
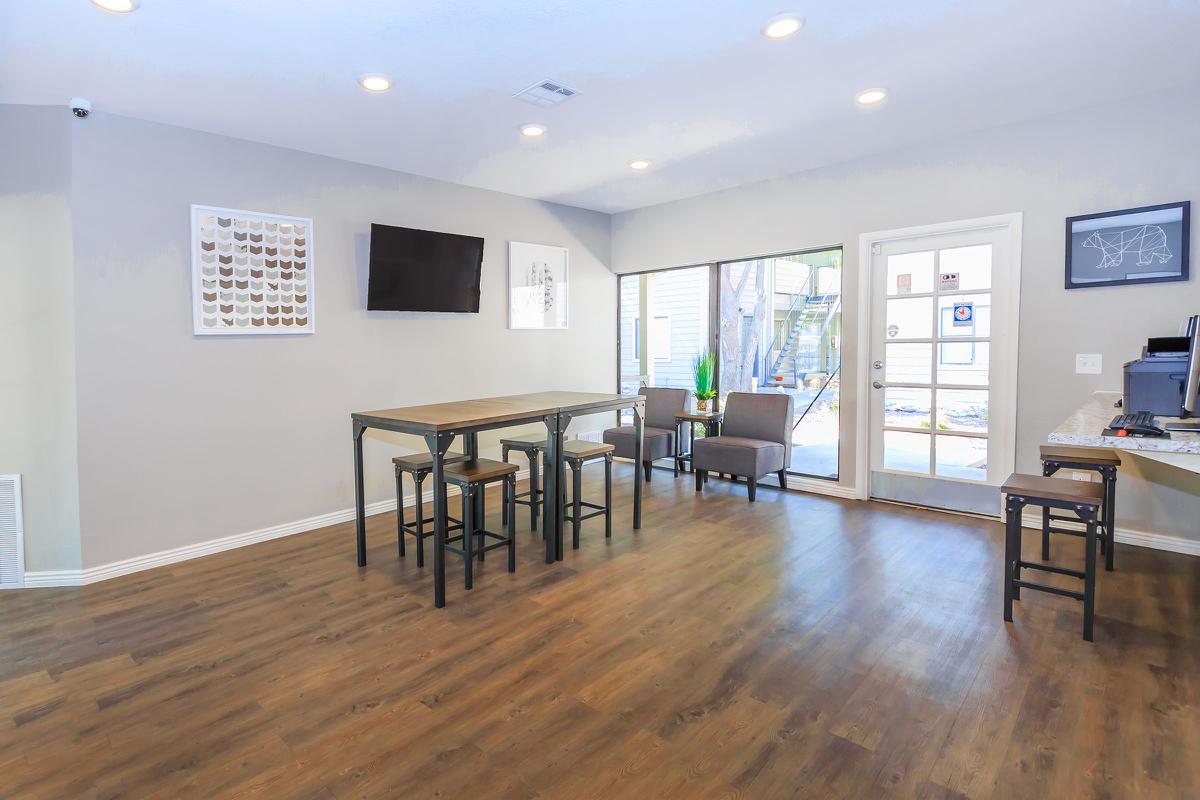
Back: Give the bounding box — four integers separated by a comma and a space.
718, 260, 767, 396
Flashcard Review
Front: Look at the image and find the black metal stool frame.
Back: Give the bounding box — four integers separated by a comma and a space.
1004, 491, 1100, 641
395, 463, 463, 567
501, 440, 545, 531
564, 451, 613, 549
1040, 457, 1116, 572
441, 473, 518, 590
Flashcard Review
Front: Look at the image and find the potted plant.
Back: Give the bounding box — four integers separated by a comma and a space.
693, 350, 717, 412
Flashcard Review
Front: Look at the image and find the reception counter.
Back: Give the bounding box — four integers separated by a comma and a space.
1048, 391, 1200, 476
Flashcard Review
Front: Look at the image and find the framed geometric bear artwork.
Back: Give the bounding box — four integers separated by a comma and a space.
190, 205, 315, 335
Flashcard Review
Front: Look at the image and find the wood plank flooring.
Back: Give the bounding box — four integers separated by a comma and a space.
1, 465, 1198, 799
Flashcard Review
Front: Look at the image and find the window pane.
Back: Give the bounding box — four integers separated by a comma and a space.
886, 342, 932, 384
886, 251, 934, 295
936, 435, 987, 481
884, 387, 930, 429
720, 249, 843, 480
886, 297, 932, 340
938, 244, 992, 292
884, 431, 930, 474
938, 341, 989, 385
937, 293, 991, 338
936, 389, 988, 433
650, 315, 671, 361
619, 267, 709, 421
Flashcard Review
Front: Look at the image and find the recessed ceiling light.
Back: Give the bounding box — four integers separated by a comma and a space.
629, 160, 651, 171
520, 123, 547, 138
91, 0, 138, 12
763, 14, 804, 39
855, 87, 889, 106
358, 74, 392, 93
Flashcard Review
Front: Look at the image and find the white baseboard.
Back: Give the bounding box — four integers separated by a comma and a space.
22, 465, 1196, 590
1019, 510, 1200, 557
23, 468, 529, 589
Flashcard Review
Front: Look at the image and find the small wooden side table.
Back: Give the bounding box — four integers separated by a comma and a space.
675, 410, 723, 474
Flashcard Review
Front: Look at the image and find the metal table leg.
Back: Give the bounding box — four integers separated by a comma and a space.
353, 420, 367, 567
554, 411, 567, 560
542, 414, 560, 563
633, 400, 645, 529
424, 431, 453, 608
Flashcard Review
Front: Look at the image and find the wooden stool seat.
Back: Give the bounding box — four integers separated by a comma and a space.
392, 451, 466, 472
444, 458, 519, 485
1000, 473, 1103, 504
1038, 445, 1121, 467
499, 434, 546, 448
562, 440, 615, 461
1001, 471, 1103, 641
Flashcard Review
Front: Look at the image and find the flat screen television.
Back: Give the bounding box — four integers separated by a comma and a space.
367, 223, 483, 312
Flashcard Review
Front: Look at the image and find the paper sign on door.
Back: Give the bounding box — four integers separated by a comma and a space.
953, 302, 974, 327
939, 272, 960, 291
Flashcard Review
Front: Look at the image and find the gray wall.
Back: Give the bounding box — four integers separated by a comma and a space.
0, 106, 82, 572
612, 87, 1200, 541
48, 110, 614, 570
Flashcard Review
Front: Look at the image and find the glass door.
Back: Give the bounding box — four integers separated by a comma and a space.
868, 226, 1015, 514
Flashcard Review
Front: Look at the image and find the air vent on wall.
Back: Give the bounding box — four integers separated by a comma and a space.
0, 475, 24, 589
513, 79, 579, 108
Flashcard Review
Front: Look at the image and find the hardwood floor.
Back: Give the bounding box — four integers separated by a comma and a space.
2, 465, 1198, 799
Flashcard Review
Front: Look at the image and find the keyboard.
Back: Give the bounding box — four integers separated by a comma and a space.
1105, 412, 1166, 437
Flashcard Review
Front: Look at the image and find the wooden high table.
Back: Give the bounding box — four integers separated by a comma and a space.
352, 391, 646, 607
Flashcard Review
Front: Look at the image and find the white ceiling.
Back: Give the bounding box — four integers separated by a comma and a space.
3, 0, 1199, 213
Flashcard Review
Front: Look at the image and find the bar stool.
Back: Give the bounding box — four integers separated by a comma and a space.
393, 451, 466, 566
500, 433, 546, 530
562, 440, 615, 549
442, 459, 518, 589
1039, 445, 1120, 571
1001, 473, 1104, 641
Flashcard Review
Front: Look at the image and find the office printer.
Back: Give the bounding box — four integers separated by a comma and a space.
1124, 336, 1193, 417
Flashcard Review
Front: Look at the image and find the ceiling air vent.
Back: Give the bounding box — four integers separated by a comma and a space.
0, 475, 24, 589
513, 79, 579, 108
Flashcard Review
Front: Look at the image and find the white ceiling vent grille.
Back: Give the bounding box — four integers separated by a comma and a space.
513, 79, 579, 108
0, 475, 25, 589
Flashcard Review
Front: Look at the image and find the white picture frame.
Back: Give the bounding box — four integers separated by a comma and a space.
508, 241, 569, 330
190, 204, 315, 335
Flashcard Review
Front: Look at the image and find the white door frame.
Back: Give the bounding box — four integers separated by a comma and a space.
854, 213, 1023, 504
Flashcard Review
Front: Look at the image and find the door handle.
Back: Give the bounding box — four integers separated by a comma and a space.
872, 381, 885, 389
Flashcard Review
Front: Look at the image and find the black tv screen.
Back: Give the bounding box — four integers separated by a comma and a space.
367, 223, 483, 312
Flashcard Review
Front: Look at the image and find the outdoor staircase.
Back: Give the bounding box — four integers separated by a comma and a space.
765, 292, 840, 388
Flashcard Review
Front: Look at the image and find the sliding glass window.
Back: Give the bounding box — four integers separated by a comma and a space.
718, 248, 842, 480
617, 265, 710, 422
616, 246, 841, 481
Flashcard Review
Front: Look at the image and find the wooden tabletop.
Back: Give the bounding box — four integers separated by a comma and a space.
353, 391, 640, 433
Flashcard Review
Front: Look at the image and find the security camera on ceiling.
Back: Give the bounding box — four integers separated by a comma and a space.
69, 97, 91, 119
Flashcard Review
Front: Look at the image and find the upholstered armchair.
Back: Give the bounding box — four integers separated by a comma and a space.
692, 391, 793, 501
602, 387, 688, 481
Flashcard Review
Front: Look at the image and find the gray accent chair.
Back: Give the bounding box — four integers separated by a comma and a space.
692, 392, 794, 501
603, 387, 688, 481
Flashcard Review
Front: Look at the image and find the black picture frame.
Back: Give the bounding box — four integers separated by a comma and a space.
1064, 200, 1190, 290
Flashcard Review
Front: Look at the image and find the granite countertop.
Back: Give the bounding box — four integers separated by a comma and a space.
1048, 391, 1200, 454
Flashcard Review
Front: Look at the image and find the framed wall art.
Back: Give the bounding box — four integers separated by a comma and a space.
1065, 201, 1190, 290
191, 205, 315, 335
508, 240, 568, 329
